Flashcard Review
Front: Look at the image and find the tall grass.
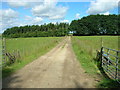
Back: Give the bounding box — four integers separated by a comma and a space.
75, 36, 118, 50
0, 37, 2, 79
71, 36, 119, 88
3, 37, 63, 77
72, 36, 100, 75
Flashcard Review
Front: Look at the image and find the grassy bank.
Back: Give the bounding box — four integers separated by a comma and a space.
71, 36, 119, 88
3, 37, 63, 78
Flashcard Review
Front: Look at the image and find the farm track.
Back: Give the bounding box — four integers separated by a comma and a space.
3, 37, 98, 88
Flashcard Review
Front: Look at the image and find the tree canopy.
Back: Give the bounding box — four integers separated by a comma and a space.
69, 14, 119, 35
2, 14, 119, 38
2, 23, 69, 38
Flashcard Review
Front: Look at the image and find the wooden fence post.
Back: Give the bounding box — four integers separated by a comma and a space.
2, 38, 6, 65
100, 47, 103, 67
100, 37, 103, 68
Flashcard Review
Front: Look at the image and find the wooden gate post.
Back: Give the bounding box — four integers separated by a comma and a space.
100, 47, 103, 67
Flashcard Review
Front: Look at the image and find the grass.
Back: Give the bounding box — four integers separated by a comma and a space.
2, 37, 63, 78
0, 37, 2, 79
97, 78, 120, 88
71, 36, 119, 88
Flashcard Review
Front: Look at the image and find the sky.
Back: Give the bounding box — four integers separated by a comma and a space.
0, 0, 119, 33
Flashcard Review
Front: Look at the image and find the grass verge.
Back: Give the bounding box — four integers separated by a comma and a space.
71, 36, 120, 88
71, 36, 99, 76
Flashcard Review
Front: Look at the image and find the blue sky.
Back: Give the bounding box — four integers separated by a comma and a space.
0, 0, 119, 33
60, 2, 90, 20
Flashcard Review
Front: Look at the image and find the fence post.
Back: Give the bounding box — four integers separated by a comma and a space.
101, 47, 103, 67
2, 38, 6, 65
115, 51, 119, 80
100, 37, 103, 68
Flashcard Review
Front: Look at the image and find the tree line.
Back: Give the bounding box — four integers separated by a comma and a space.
69, 14, 119, 35
2, 23, 69, 38
2, 14, 119, 38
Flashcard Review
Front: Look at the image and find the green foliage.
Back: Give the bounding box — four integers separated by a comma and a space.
97, 78, 120, 88
69, 14, 119, 35
2, 23, 69, 38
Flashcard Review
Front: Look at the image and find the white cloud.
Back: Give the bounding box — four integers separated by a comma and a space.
8, 2, 30, 7
0, 8, 18, 32
0, 8, 18, 19
0, 8, 43, 32
51, 22, 57, 24
101, 11, 110, 15
20, 16, 43, 26
87, 0, 119, 15
1, 19, 19, 32
25, 15, 33, 20
1, 0, 68, 32
7, 0, 68, 20
33, 17, 43, 24
32, 1, 68, 20
60, 20, 69, 23
7, 0, 58, 8
49, 6, 68, 20
7, 0, 44, 8
75, 13, 80, 19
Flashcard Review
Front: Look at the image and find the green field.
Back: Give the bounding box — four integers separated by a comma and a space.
71, 36, 119, 88
3, 37, 63, 77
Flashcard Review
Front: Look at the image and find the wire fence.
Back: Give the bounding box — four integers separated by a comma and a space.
2, 38, 21, 67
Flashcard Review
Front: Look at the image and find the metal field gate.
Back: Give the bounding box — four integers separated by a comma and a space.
101, 47, 120, 83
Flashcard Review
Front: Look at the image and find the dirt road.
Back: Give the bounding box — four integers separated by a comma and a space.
3, 37, 98, 88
